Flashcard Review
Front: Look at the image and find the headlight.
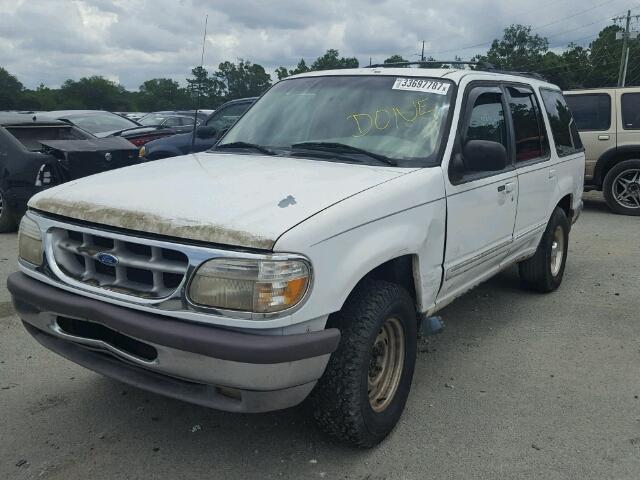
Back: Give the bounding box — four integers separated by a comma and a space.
188, 257, 310, 314
18, 215, 43, 266
139, 146, 146, 158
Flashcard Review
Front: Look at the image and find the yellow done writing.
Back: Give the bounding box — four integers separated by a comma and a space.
347, 98, 434, 138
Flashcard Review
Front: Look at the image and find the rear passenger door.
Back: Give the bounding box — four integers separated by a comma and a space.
438, 84, 518, 304
564, 93, 615, 183
506, 85, 556, 256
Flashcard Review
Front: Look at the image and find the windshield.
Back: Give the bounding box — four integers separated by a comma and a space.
139, 114, 169, 126
220, 75, 453, 165
65, 113, 138, 134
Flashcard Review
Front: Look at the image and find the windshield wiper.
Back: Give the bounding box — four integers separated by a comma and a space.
291, 142, 398, 166
215, 141, 276, 156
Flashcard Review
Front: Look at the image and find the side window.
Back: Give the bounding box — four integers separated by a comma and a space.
620, 93, 640, 129
450, 86, 510, 182
540, 89, 583, 157
507, 86, 549, 163
564, 94, 611, 131
464, 91, 508, 147
206, 103, 251, 131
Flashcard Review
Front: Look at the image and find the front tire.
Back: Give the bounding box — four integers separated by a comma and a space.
519, 207, 569, 293
310, 280, 417, 448
603, 159, 640, 215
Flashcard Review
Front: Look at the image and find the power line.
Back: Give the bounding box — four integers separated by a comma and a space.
424, 0, 626, 57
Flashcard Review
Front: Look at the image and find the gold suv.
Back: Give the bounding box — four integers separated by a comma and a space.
565, 87, 640, 215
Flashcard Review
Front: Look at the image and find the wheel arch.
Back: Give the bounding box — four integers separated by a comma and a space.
594, 145, 640, 187
339, 254, 423, 314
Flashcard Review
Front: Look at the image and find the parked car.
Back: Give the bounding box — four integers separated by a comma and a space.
139, 99, 256, 160
565, 87, 640, 215
118, 112, 148, 122
9, 68, 584, 447
45, 110, 178, 147
0, 113, 139, 232
138, 111, 209, 132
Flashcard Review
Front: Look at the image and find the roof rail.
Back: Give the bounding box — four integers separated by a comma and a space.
493, 70, 548, 81
366, 60, 496, 69
365, 60, 548, 81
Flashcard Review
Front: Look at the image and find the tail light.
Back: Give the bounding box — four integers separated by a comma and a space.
128, 134, 169, 147
35, 164, 53, 187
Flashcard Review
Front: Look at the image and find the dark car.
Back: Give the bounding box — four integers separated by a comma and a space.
45, 110, 179, 147
138, 111, 210, 133
0, 113, 139, 232
140, 98, 256, 160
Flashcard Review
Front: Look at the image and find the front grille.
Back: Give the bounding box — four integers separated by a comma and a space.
50, 227, 188, 299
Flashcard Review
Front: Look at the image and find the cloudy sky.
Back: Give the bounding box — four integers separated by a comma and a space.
0, 0, 633, 90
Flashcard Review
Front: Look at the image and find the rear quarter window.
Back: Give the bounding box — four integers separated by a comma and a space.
620, 92, 640, 129
565, 94, 611, 131
6, 126, 90, 151
540, 89, 583, 157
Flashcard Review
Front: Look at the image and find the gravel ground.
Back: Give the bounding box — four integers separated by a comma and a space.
1, 191, 639, 480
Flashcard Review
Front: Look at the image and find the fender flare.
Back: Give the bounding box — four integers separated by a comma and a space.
594, 144, 640, 186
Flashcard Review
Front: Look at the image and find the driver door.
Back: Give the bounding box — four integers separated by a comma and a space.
437, 84, 518, 306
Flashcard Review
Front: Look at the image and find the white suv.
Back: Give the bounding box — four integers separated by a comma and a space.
9, 66, 585, 447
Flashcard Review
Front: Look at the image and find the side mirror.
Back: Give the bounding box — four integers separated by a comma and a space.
462, 139, 508, 172
196, 126, 218, 139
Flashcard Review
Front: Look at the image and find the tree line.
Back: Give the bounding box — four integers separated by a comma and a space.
0, 23, 636, 112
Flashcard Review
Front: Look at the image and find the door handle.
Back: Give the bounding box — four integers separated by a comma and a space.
549, 169, 556, 179
498, 183, 515, 193
598, 135, 610, 141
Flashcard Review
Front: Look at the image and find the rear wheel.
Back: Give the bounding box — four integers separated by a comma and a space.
310, 280, 417, 448
603, 159, 640, 216
519, 207, 569, 293
0, 189, 18, 233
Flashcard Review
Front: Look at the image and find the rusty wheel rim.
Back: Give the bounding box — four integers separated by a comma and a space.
368, 316, 405, 413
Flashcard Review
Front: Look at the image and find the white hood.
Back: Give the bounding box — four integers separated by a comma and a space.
29, 152, 413, 249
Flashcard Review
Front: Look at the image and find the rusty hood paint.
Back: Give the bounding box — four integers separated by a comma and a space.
28, 151, 413, 249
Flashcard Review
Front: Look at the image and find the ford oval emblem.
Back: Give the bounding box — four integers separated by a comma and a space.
97, 252, 119, 267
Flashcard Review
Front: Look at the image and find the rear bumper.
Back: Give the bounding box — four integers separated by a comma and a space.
8, 272, 340, 412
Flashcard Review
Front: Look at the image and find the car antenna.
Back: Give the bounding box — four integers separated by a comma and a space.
190, 14, 208, 154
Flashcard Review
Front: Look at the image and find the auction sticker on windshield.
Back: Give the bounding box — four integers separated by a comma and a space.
392, 78, 450, 95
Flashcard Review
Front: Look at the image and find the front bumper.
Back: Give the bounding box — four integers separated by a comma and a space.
8, 272, 340, 412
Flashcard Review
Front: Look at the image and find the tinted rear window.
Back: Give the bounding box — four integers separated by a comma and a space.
6, 126, 90, 151
565, 94, 611, 131
507, 86, 549, 163
540, 89, 583, 157
621, 92, 640, 129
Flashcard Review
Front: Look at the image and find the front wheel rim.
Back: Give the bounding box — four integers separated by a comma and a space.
612, 168, 640, 209
550, 225, 565, 277
368, 317, 405, 413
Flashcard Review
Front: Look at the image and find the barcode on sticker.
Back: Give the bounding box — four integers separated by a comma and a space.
392, 78, 450, 95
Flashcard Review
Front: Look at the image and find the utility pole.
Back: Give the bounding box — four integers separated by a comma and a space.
614, 10, 639, 87
420, 41, 425, 62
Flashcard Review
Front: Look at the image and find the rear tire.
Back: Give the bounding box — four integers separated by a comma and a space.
310, 279, 417, 448
0, 189, 18, 233
602, 159, 640, 216
519, 207, 569, 293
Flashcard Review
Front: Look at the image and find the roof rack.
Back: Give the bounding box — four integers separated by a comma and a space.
366, 60, 495, 69
365, 60, 548, 81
